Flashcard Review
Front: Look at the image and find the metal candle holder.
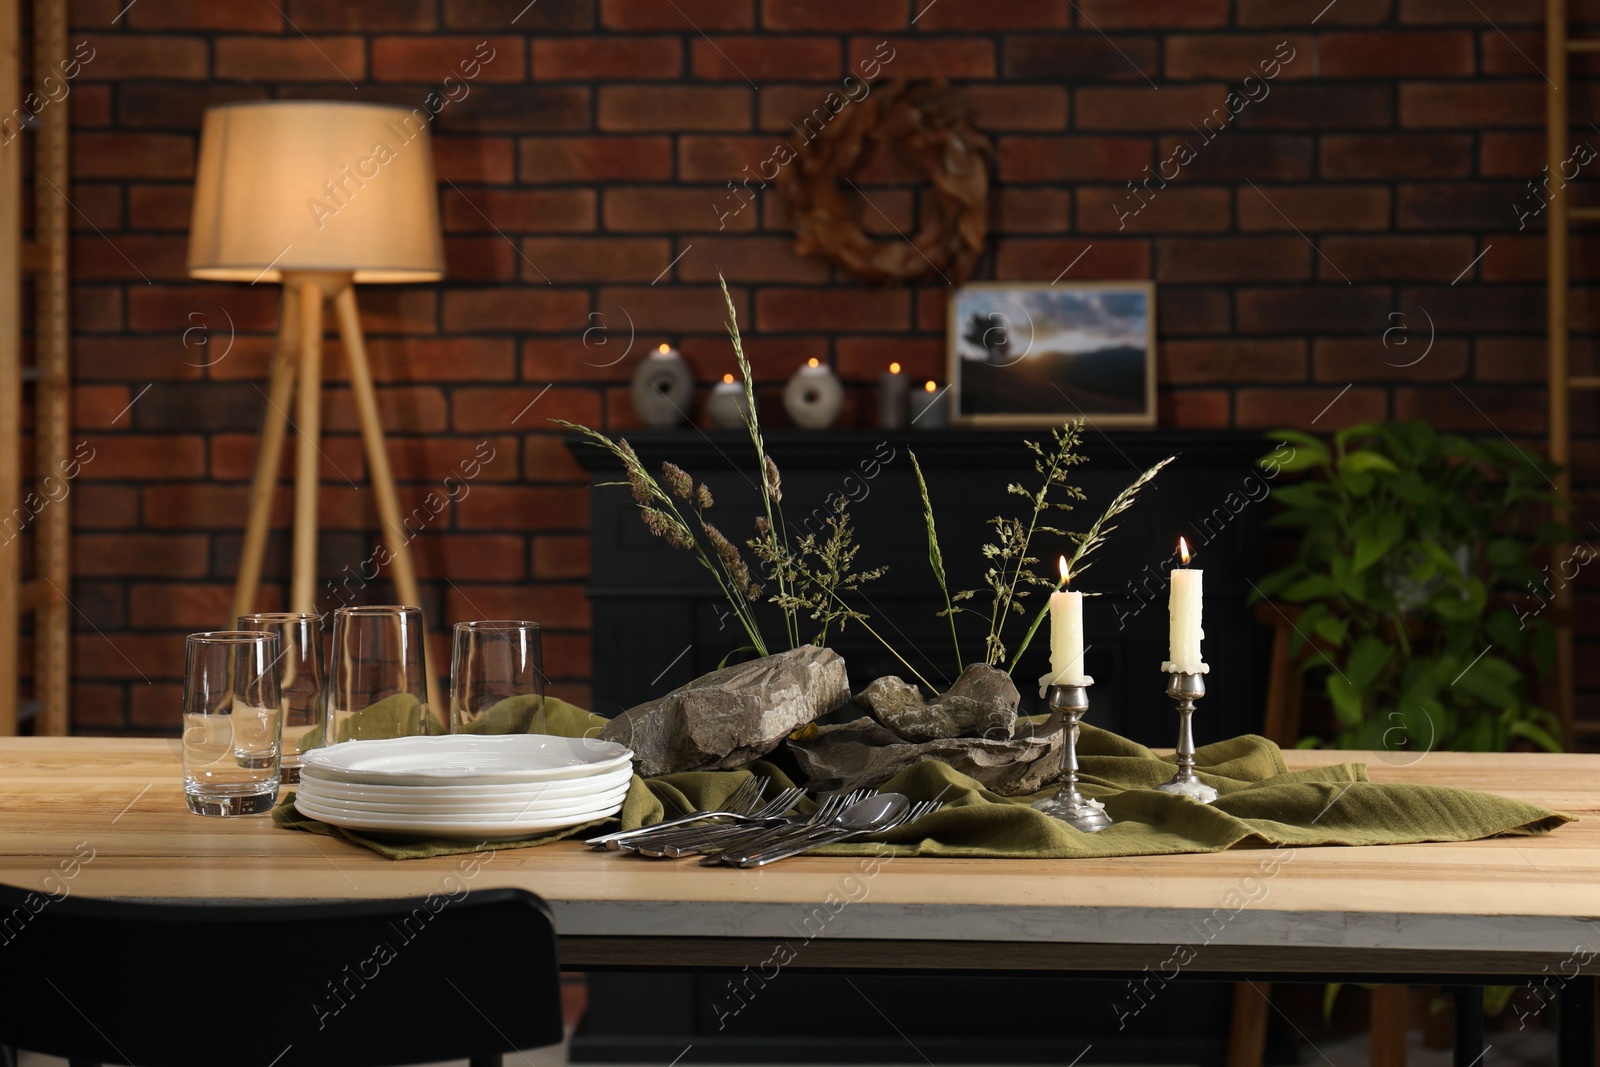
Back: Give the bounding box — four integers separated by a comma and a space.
1033, 683, 1111, 833
1156, 672, 1218, 804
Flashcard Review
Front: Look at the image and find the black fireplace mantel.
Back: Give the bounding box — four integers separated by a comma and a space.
571, 427, 1276, 747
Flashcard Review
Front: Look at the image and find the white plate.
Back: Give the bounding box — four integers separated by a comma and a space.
297, 778, 632, 817
297, 764, 633, 803
292, 793, 623, 841
299, 734, 633, 785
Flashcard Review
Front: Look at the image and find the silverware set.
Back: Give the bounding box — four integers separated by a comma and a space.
583, 777, 943, 868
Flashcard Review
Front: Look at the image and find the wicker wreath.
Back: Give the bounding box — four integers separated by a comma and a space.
777, 80, 992, 286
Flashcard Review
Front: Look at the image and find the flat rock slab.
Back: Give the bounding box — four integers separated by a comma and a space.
857, 663, 1020, 742
601, 645, 850, 776
789, 715, 1063, 797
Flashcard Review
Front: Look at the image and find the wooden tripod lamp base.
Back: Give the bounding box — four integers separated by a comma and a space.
230, 273, 442, 715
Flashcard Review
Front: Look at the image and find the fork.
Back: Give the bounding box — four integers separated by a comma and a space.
585, 775, 767, 850
694, 789, 875, 865
722, 798, 945, 868
624, 787, 807, 857
667, 789, 871, 860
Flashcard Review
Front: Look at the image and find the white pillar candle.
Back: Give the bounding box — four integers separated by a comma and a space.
1162, 537, 1208, 675
1040, 556, 1092, 694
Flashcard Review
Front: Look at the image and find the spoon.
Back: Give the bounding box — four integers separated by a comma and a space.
722, 793, 911, 868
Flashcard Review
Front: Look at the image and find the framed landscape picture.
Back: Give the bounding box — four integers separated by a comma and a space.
947, 281, 1157, 427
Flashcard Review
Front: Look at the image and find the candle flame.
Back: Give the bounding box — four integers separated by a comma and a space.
658, 343, 670, 354
1059, 555, 1070, 586
807, 357, 820, 368
924, 380, 937, 392
889, 361, 901, 374
1179, 537, 1190, 566
722, 373, 734, 384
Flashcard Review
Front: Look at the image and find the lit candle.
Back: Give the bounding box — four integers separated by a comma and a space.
908, 379, 949, 429
1162, 537, 1208, 675
784, 357, 842, 429
631, 342, 692, 428
879, 361, 908, 429
1040, 555, 1092, 693
706, 372, 749, 430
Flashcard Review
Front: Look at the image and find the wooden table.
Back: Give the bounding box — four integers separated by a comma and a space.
3, 739, 1597, 1063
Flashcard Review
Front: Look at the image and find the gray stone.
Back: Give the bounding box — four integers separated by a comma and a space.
600, 645, 850, 776
857, 664, 1020, 743
789, 715, 1063, 797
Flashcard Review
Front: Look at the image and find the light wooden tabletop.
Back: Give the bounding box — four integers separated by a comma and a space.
2, 738, 1597, 976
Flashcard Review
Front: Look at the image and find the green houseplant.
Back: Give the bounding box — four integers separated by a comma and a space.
1254, 420, 1568, 753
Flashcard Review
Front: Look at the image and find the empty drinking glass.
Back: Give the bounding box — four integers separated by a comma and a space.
182, 630, 282, 816
450, 620, 545, 734
238, 612, 325, 783
327, 605, 433, 742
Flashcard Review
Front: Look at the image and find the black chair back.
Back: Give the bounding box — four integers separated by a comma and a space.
0, 883, 564, 1067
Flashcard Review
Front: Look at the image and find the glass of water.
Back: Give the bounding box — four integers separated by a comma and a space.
450, 620, 544, 734
326, 605, 431, 743
182, 630, 282, 816
238, 612, 325, 784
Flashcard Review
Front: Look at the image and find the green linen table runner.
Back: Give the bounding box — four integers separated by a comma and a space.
273, 697, 1572, 861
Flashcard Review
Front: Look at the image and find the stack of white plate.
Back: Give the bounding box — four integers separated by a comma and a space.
294, 734, 634, 841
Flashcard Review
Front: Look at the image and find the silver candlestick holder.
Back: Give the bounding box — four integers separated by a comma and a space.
1033, 683, 1111, 833
1156, 672, 1218, 804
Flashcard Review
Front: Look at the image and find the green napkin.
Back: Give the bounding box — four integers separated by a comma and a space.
274, 701, 1573, 861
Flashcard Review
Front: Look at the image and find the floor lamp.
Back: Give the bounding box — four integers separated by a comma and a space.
187, 101, 446, 715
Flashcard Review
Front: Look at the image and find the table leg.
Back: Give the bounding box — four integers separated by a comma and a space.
1370, 984, 1408, 1067
1451, 986, 1484, 1067
1559, 974, 1596, 1067
1225, 981, 1269, 1067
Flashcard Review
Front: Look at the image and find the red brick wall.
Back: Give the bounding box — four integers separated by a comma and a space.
60, 0, 1561, 731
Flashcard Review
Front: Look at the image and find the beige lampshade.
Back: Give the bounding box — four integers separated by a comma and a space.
188, 101, 445, 284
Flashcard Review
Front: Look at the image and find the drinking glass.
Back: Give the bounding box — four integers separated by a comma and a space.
450, 620, 545, 734
238, 611, 325, 783
182, 631, 282, 816
326, 605, 432, 743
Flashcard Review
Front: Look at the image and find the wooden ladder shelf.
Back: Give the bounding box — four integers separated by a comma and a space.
0, 0, 72, 736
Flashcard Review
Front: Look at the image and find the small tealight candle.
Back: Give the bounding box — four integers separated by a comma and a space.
654, 342, 679, 360
706, 372, 749, 430
908, 380, 949, 429
1162, 537, 1208, 675
878, 361, 908, 429
1040, 555, 1092, 695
